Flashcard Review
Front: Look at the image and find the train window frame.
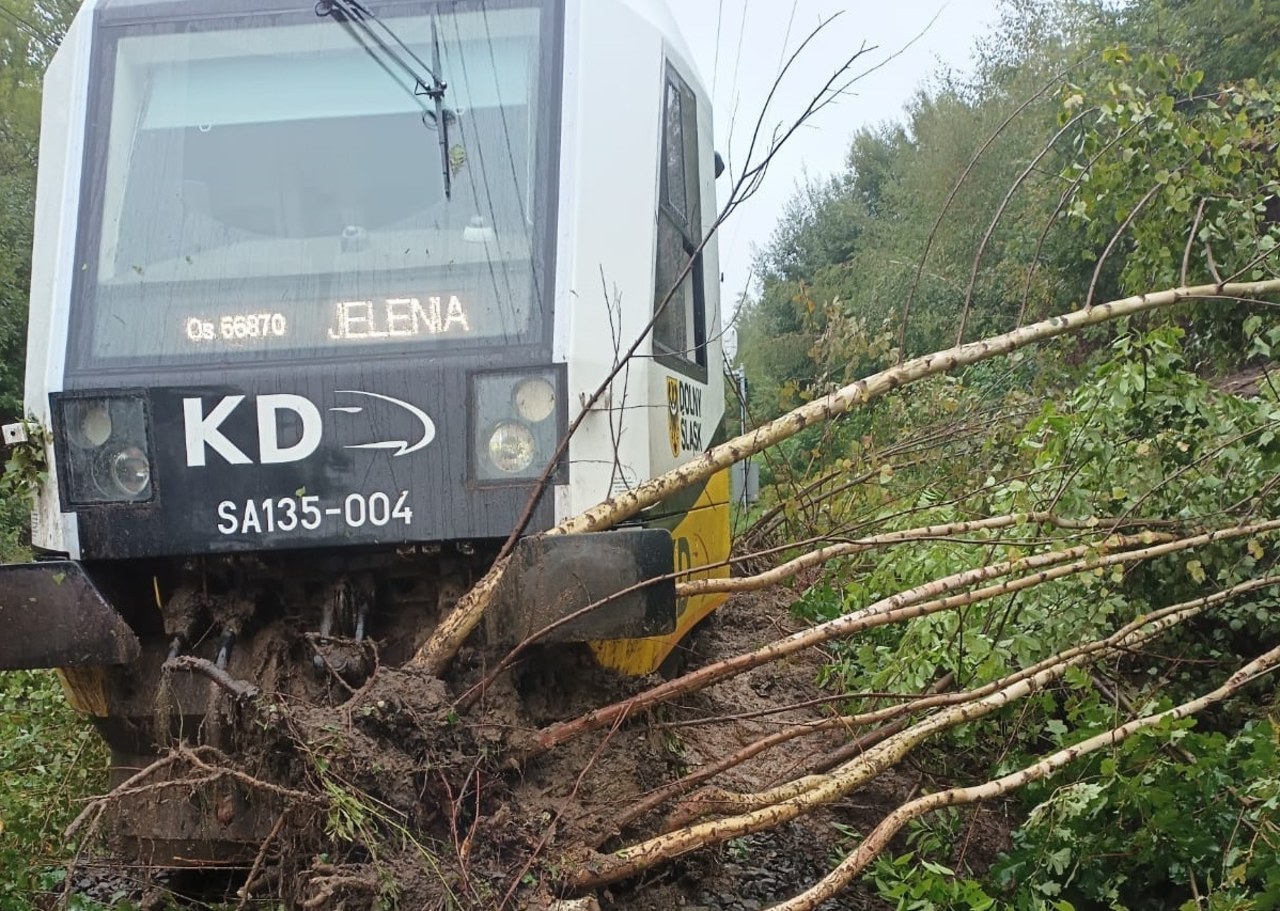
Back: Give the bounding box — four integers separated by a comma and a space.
652, 64, 708, 381
65, 0, 564, 375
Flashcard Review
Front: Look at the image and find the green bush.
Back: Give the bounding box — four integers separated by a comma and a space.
992, 718, 1280, 910
0, 671, 106, 911
799, 326, 1280, 908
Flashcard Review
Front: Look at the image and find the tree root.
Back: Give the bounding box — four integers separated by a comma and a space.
163, 656, 259, 700
301, 867, 378, 910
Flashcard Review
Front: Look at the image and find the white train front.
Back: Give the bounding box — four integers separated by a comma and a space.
26, 0, 727, 560
1, 0, 736, 860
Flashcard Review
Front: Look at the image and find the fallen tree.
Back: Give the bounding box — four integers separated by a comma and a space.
60, 276, 1280, 911
415, 278, 1280, 677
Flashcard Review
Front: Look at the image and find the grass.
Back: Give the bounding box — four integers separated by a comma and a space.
0, 671, 107, 908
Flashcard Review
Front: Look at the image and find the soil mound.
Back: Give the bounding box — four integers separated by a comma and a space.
70, 593, 927, 910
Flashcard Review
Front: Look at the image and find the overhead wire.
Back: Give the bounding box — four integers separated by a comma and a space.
442, 13, 518, 332
777, 0, 800, 77
728, 0, 750, 115
0, 2, 58, 51
711, 0, 724, 97
319, 0, 534, 342
318, 2, 431, 115
324, 3, 723, 368
320, 0, 454, 196
480, 5, 543, 343
480, 7, 532, 231
340, 0, 445, 89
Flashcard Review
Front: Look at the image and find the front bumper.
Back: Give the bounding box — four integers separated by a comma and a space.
484, 528, 677, 645
0, 527, 676, 671
0, 561, 140, 669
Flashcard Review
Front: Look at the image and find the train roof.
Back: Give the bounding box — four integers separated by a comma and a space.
85, 0, 703, 87
617, 0, 703, 88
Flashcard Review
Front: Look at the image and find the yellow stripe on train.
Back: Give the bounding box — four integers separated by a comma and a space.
590, 469, 732, 675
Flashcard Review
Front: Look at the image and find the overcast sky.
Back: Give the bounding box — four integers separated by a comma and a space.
667, 0, 1005, 303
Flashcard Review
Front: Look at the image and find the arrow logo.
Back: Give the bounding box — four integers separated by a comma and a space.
331, 390, 437, 457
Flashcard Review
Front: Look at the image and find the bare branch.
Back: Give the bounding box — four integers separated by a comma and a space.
1182, 198, 1208, 286
901, 63, 1082, 353
679, 512, 1141, 598
958, 107, 1095, 343
527, 524, 1280, 758
1017, 119, 1146, 325
1085, 183, 1163, 308
495, 19, 875, 565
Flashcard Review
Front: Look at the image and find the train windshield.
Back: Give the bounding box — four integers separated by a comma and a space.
76, 2, 553, 364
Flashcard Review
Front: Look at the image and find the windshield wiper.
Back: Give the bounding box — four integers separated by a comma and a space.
316, 0, 454, 200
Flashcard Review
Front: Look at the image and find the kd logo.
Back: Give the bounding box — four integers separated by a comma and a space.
666, 377, 681, 458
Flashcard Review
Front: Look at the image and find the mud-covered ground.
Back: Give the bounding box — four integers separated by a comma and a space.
593, 593, 909, 911
67, 589, 1008, 910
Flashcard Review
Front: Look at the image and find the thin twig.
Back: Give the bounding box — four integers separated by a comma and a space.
903, 62, 1082, 353
1182, 198, 1208, 286
238, 811, 290, 909
1086, 183, 1163, 308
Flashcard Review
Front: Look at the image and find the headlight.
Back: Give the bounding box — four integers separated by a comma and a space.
65, 400, 113, 448
487, 422, 536, 474
472, 370, 563, 482
514, 378, 557, 423
110, 446, 152, 498
60, 396, 154, 505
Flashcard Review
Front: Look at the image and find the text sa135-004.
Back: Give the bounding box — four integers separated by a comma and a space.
216, 491, 413, 535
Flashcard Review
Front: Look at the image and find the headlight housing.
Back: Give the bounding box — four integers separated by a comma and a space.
59, 396, 154, 505
472, 370, 563, 482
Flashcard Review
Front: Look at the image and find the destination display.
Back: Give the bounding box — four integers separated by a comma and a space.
84, 275, 535, 361
181, 295, 476, 347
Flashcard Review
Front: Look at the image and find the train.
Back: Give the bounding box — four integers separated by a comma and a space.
0, 0, 731, 862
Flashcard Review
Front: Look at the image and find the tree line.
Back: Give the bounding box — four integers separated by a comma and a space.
737, 0, 1280, 419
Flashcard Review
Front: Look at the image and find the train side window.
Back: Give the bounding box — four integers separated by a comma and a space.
654, 66, 707, 373
663, 81, 688, 220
